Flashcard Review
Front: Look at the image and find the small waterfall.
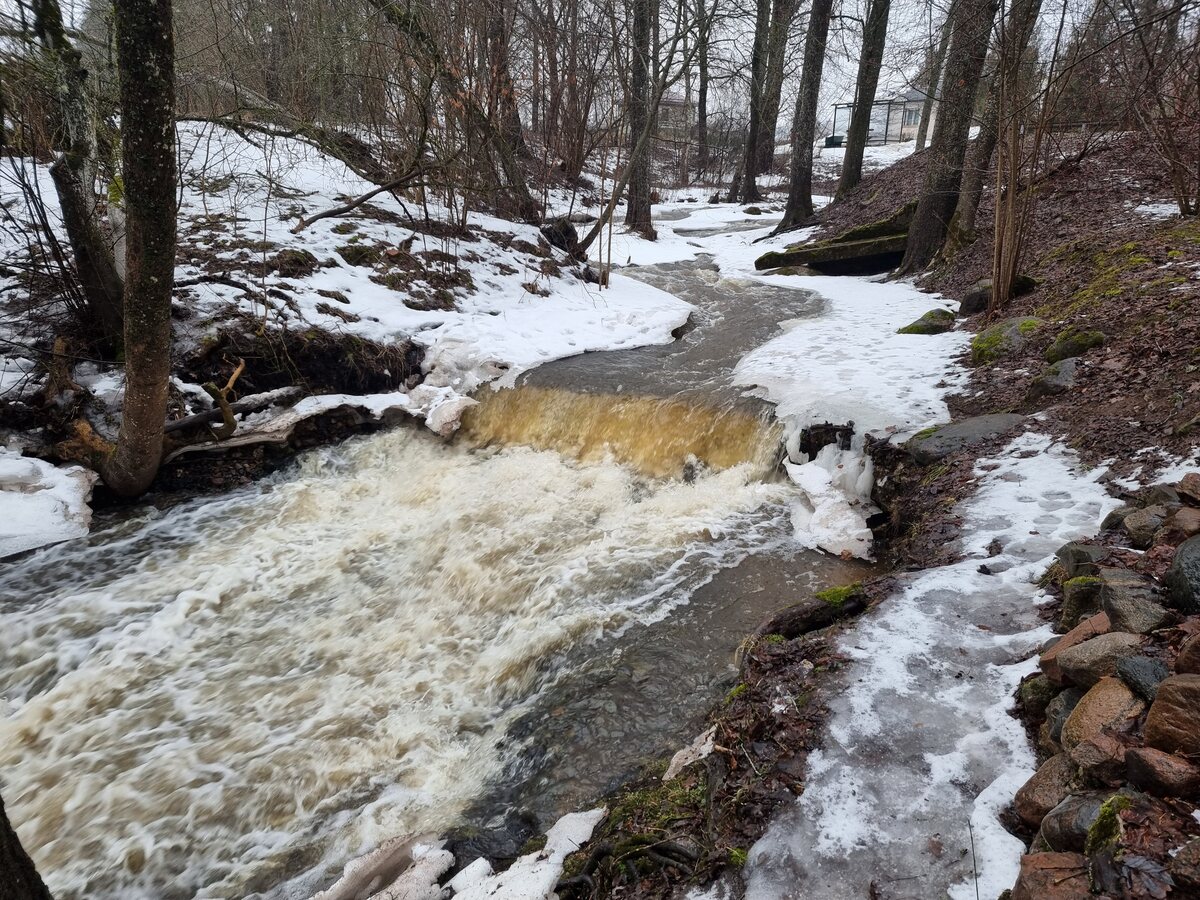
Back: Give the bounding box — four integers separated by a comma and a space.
459, 386, 785, 480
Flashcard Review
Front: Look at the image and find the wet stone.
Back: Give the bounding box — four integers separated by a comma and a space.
1144, 674, 1200, 757
904, 414, 1026, 465
1015, 754, 1076, 829
1098, 567, 1172, 635
1010, 852, 1091, 900
1041, 612, 1110, 684
1115, 655, 1169, 701
1060, 677, 1144, 752
1165, 534, 1200, 614
1055, 543, 1109, 580
1101, 505, 1136, 531
1125, 747, 1200, 798
1123, 505, 1171, 548
1068, 733, 1126, 786
1018, 674, 1059, 719
1169, 838, 1200, 893
1176, 633, 1200, 675
1059, 576, 1102, 632
1056, 632, 1142, 689
1036, 793, 1107, 852
1046, 688, 1086, 743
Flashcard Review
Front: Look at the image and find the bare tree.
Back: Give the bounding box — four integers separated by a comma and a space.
778, 0, 836, 228
625, 0, 656, 233
738, 0, 774, 201
899, 0, 999, 272
837, 0, 893, 198
755, 0, 802, 172
915, 5, 954, 150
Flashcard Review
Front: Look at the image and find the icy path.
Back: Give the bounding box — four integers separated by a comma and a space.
743, 432, 1122, 900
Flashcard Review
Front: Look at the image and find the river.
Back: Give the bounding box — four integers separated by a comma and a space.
0, 211, 868, 899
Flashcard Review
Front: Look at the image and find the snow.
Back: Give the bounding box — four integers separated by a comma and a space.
743, 431, 1122, 900
1132, 201, 1181, 220
0, 449, 97, 559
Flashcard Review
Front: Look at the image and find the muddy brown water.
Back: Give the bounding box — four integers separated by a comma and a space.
0, 232, 868, 900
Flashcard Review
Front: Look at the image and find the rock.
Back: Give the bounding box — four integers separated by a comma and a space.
1019, 674, 1059, 718
1116, 655, 1169, 701
1037, 794, 1107, 852
1045, 328, 1105, 364
1124, 747, 1200, 797
1060, 677, 1144, 752
896, 308, 956, 335
444, 809, 539, 871
754, 232, 907, 275
761, 265, 820, 277
1015, 754, 1077, 828
1010, 852, 1091, 900
1041, 613, 1111, 684
1098, 566, 1173, 634
1101, 505, 1136, 531
1178, 472, 1200, 505
904, 414, 1026, 465
1046, 688, 1086, 743
1154, 506, 1200, 546
1056, 632, 1142, 688
1144, 674, 1200, 756
1121, 504, 1171, 548
1165, 534, 1200, 613
1141, 484, 1181, 507
744, 206, 764, 215
1176, 633, 1200, 674
751, 588, 867, 640
970, 317, 1042, 365
1056, 543, 1109, 579
1059, 576, 1103, 631
959, 274, 1037, 317
1026, 358, 1079, 401
1068, 733, 1126, 785
1169, 838, 1200, 892
1038, 720, 1063, 758
540, 217, 579, 256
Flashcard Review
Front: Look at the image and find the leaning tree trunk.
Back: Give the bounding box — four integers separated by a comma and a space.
777, 0, 835, 229
899, 0, 999, 273
754, 0, 799, 173
946, 0, 1043, 250
915, 8, 954, 151
35, 0, 124, 350
739, 0, 773, 202
836, 0, 892, 199
624, 0, 654, 235
101, 0, 178, 497
0, 792, 53, 900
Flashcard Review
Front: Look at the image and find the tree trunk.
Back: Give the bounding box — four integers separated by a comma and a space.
739, 0, 773, 202
101, 0, 178, 497
0, 792, 52, 900
34, 0, 125, 350
899, 0, 998, 273
624, 0, 655, 235
946, 0, 1044, 250
487, 0, 530, 161
836, 0, 892, 199
778, 0, 835, 229
755, 0, 800, 173
915, 9, 954, 151
696, 0, 711, 176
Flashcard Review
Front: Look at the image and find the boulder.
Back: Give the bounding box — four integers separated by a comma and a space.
540, 217, 580, 256
1176, 633, 1200, 674
1141, 484, 1181, 507
1055, 632, 1142, 688
1154, 506, 1200, 546
1010, 852, 1090, 900
1121, 504, 1172, 548
1068, 733, 1126, 785
1036, 793, 1107, 852
1165, 534, 1200, 613
1056, 543, 1109, 579
1045, 328, 1105, 364
751, 588, 867, 640
761, 265, 820, 277
445, 808, 540, 871
1098, 567, 1173, 634
958, 274, 1037, 317
896, 308, 956, 335
970, 317, 1043, 364
1101, 505, 1136, 531
1143, 674, 1200, 756
1046, 688, 1086, 743
1060, 677, 1145, 752
1018, 674, 1059, 718
1026, 358, 1079, 402
1178, 472, 1200, 505
905, 414, 1026, 465
1124, 747, 1200, 797
1059, 576, 1103, 631
754, 233, 907, 274
1015, 754, 1077, 828
1041, 613, 1111, 684
1115, 655, 1169, 701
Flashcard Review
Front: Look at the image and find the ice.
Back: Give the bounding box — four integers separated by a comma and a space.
743, 432, 1123, 899
0, 449, 97, 559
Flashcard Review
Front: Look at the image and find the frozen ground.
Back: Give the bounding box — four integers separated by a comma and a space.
741, 433, 1121, 900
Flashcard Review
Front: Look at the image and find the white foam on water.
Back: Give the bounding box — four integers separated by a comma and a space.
0, 427, 792, 899
743, 432, 1122, 900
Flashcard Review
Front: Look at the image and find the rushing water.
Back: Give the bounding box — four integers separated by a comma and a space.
0, 219, 868, 899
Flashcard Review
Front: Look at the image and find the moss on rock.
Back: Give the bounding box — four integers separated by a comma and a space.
1084, 793, 1132, 855
1045, 328, 1105, 363
815, 582, 862, 608
897, 308, 956, 335
970, 317, 1042, 365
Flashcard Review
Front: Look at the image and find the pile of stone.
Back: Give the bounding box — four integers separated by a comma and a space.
1005, 473, 1200, 899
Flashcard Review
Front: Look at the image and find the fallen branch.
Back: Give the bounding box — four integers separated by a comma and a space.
164, 383, 297, 436
290, 172, 428, 233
